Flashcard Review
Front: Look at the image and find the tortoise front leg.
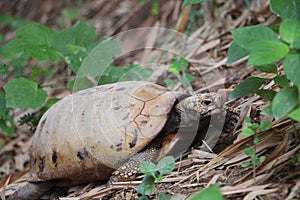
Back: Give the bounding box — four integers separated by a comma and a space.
107, 146, 159, 185
8, 181, 54, 200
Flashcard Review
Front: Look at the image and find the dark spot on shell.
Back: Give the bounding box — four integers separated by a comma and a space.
110, 145, 114, 149
116, 87, 126, 91
39, 156, 45, 172
77, 148, 89, 160
116, 143, 122, 147
140, 120, 148, 125
41, 118, 46, 126
52, 149, 57, 165
129, 129, 138, 148
122, 113, 130, 120
116, 147, 122, 151
113, 106, 121, 110
81, 111, 85, 116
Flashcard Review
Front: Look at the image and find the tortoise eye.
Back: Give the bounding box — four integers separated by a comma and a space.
203, 99, 212, 105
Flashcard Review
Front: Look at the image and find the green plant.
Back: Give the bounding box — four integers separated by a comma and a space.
165, 57, 194, 89
137, 156, 175, 200
241, 117, 271, 183
227, 0, 300, 122
188, 184, 224, 200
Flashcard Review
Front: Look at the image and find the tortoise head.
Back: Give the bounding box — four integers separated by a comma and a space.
175, 93, 225, 127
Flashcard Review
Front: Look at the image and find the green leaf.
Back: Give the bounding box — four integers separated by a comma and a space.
254, 64, 278, 74
151, 0, 160, 15
244, 148, 255, 158
230, 77, 267, 99
273, 75, 290, 88
294, 37, 300, 49
140, 161, 157, 178
0, 92, 6, 118
4, 78, 47, 109
157, 156, 175, 176
247, 40, 289, 66
182, 73, 195, 85
288, 108, 300, 121
0, 115, 15, 135
227, 41, 249, 65
0, 64, 9, 77
241, 161, 251, 167
168, 57, 188, 74
52, 21, 96, 56
232, 26, 278, 45
280, 19, 300, 44
182, 0, 206, 8
260, 121, 272, 131
137, 175, 155, 196
158, 193, 172, 200
272, 86, 299, 119
242, 128, 255, 136
256, 89, 277, 101
253, 135, 260, 145
76, 38, 121, 78
189, 185, 225, 200
244, 116, 251, 123
270, 0, 300, 20
283, 53, 300, 87
4, 22, 59, 61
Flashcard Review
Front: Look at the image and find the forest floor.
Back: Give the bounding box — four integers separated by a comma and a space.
0, 0, 299, 199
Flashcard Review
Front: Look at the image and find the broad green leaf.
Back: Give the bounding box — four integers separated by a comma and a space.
4, 22, 59, 61
242, 128, 255, 136
288, 108, 300, 121
270, 0, 300, 20
232, 26, 278, 46
283, 53, 300, 87
227, 41, 249, 64
4, 78, 47, 109
260, 121, 272, 131
189, 185, 224, 200
272, 86, 298, 119
256, 89, 277, 101
247, 40, 289, 66
254, 65, 278, 74
274, 75, 290, 88
52, 21, 96, 56
140, 161, 157, 177
157, 156, 175, 176
76, 38, 121, 78
280, 19, 300, 44
137, 175, 155, 196
182, 0, 206, 8
230, 77, 267, 99
294, 37, 300, 49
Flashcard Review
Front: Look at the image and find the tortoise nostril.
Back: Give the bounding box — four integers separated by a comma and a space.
203, 100, 212, 105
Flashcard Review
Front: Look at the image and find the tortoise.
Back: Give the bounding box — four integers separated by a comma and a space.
8, 81, 228, 199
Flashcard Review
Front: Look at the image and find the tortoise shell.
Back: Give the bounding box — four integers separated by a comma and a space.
28, 81, 183, 185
